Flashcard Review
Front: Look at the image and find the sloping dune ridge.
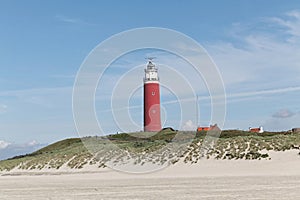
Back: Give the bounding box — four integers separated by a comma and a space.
1, 130, 300, 199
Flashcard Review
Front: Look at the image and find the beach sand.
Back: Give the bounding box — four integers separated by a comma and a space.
1, 150, 300, 199
1, 174, 300, 200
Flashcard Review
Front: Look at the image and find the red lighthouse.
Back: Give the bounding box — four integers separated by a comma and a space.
144, 59, 161, 132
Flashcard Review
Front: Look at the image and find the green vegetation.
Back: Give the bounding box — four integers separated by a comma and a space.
0, 138, 89, 171
0, 129, 300, 172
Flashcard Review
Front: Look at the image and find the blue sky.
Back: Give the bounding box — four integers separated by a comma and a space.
1, 1, 300, 159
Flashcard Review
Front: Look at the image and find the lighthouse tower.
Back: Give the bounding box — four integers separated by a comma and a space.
144, 59, 161, 132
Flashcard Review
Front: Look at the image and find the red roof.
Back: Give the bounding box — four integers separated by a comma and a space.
197, 124, 220, 132
249, 128, 261, 133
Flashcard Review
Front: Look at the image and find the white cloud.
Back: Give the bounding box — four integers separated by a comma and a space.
55, 15, 96, 26
0, 140, 46, 160
270, 10, 300, 38
206, 10, 300, 92
0, 140, 11, 149
26, 140, 39, 147
0, 140, 41, 150
272, 109, 296, 118
182, 120, 197, 131
200, 10, 300, 131
263, 113, 300, 131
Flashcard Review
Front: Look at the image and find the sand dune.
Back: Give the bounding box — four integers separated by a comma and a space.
1, 149, 300, 199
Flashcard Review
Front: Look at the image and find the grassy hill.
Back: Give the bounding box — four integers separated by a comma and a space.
1, 129, 300, 172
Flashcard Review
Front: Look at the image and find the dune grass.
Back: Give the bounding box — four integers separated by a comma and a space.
0, 129, 299, 171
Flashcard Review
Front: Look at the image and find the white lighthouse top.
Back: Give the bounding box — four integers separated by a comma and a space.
144, 60, 159, 83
